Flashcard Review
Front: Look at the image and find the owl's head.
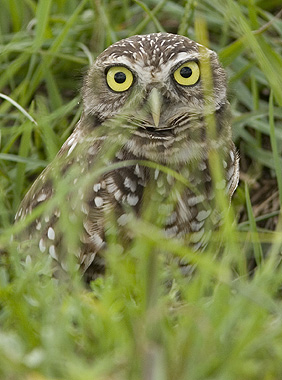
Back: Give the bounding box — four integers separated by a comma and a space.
82, 33, 230, 163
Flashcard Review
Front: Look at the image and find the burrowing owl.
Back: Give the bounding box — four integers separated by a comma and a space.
16, 33, 239, 280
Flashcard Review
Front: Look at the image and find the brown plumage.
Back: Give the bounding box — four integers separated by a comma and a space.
15, 33, 239, 281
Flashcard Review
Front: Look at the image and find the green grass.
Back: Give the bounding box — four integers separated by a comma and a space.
1, 0, 282, 379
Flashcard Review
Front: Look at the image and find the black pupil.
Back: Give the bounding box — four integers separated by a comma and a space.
180, 66, 192, 78
114, 71, 126, 83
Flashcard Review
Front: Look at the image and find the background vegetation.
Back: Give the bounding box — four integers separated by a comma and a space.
1, 0, 282, 379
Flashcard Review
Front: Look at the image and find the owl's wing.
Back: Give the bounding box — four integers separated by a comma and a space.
15, 124, 115, 277
15, 124, 83, 222
15, 165, 53, 222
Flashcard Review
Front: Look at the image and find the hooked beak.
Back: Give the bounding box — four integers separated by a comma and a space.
147, 87, 162, 128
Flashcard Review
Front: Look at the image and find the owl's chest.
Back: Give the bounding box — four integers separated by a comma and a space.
89, 159, 214, 245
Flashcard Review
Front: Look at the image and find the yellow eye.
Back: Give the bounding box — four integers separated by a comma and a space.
106, 66, 133, 92
173, 61, 200, 86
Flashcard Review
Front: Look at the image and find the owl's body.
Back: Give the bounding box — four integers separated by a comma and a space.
16, 33, 239, 280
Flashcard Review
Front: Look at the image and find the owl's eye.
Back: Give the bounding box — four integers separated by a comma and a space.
173, 61, 200, 86
106, 66, 133, 92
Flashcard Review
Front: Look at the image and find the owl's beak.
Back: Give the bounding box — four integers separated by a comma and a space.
147, 87, 162, 128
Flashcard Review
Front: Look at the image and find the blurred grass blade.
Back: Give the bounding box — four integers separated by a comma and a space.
0, 93, 37, 124
32, 0, 52, 51
134, 0, 166, 33
22, 0, 89, 106
132, 0, 167, 35
269, 90, 282, 207
13, 121, 33, 209
178, 0, 196, 36
219, 38, 245, 67
0, 153, 46, 166
227, 0, 282, 105
245, 182, 263, 266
